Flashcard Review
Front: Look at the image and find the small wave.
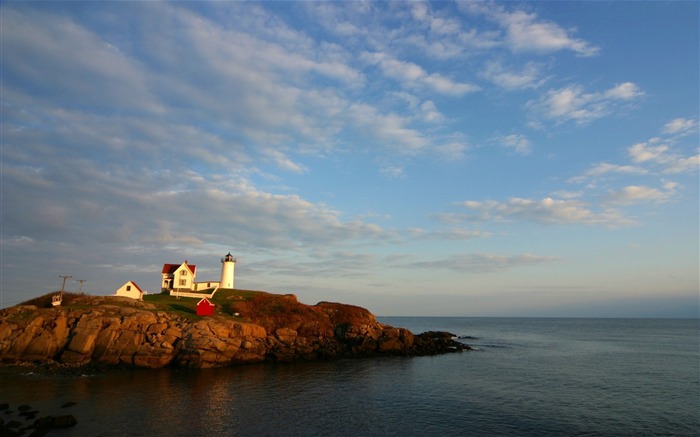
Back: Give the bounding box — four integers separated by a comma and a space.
478, 343, 509, 349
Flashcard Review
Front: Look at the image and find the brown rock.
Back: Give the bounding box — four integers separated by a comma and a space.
1, 292, 469, 369
275, 328, 298, 346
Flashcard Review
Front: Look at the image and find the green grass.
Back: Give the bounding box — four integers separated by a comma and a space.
13, 288, 277, 322
142, 289, 265, 319
210, 288, 261, 304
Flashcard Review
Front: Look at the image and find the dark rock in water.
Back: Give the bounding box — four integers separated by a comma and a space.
412, 331, 472, 355
60, 402, 77, 408
1, 426, 22, 437
34, 415, 77, 428
16, 406, 31, 412
0, 404, 8, 412
420, 331, 456, 339
31, 415, 77, 436
18, 411, 38, 419
1, 419, 22, 437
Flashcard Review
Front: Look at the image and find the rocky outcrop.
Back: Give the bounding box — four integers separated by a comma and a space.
0, 295, 469, 369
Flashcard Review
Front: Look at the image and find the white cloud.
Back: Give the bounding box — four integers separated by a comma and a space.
2, 8, 155, 111
663, 118, 697, 135
549, 191, 582, 200
496, 134, 532, 155
528, 82, 644, 125
420, 100, 445, 123
399, 253, 560, 273
380, 165, 405, 179
347, 103, 430, 154
586, 163, 648, 176
247, 251, 380, 278
434, 141, 470, 160
410, 2, 429, 22
408, 228, 491, 240
260, 148, 307, 174
603, 82, 644, 100
629, 142, 670, 163
423, 74, 479, 95
1, 145, 390, 255
362, 52, 479, 95
458, 197, 633, 226
405, 1, 498, 55
603, 183, 678, 206
502, 10, 598, 55
568, 162, 648, 183
411, 2, 462, 35
430, 16, 462, 35
567, 120, 697, 197
628, 141, 699, 174
480, 60, 547, 90
664, 154, 700, 174
463, 3, 599, 56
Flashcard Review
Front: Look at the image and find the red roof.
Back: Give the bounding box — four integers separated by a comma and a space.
161, 263, 196, 275
197, 297, 214, 306
128, 281, 144, 293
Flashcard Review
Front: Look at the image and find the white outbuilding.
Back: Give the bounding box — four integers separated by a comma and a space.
114, 280, 145, 300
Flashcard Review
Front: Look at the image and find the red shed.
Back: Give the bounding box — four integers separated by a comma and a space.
196, 297, 215, 316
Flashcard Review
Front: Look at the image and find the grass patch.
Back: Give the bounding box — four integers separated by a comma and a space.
142, 289, 267, 318
210, 289, 261, 304
170, 304, 195, 315
144, 293, 198, 314
12, 288, 295, 324
20, 292, 86, 308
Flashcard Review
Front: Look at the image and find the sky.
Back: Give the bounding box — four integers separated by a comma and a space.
1, 1, 698, 317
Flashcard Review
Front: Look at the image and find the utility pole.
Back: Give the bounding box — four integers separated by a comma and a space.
75, 279, 86, 294
58, 275, 72, 298
52, 275, 72, 307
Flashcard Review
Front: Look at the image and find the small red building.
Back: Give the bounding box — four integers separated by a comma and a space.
196, 297, 215, 316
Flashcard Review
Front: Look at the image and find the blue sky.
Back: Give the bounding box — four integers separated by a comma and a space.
1, 1, 698, 317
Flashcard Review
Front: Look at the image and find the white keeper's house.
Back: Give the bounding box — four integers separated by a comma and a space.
161, 253, 236, 294
114, 253, 236, 300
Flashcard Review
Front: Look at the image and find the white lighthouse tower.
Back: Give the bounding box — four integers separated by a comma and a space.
220, 252, 236, 289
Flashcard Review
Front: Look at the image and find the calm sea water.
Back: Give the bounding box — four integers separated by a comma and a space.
1, 318, 698, 436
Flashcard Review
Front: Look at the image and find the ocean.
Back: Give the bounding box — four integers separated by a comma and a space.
1, 317, 698, 436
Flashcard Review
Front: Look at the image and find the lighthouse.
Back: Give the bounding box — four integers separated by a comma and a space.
220, 252, 236, 289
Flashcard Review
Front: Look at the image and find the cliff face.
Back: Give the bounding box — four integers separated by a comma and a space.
0, 295, 467, 369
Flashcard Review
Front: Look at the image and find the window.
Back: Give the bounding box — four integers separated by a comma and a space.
181, 270, 187, 276
126, 285, 131, 291
180, 279, 187, 286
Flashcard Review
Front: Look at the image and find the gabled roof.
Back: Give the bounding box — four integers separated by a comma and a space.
126, 280, 144, 294
161, 262, 196, 275
197, 297, 214, 306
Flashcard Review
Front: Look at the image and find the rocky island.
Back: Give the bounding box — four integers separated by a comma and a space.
0, 290, 469, 369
